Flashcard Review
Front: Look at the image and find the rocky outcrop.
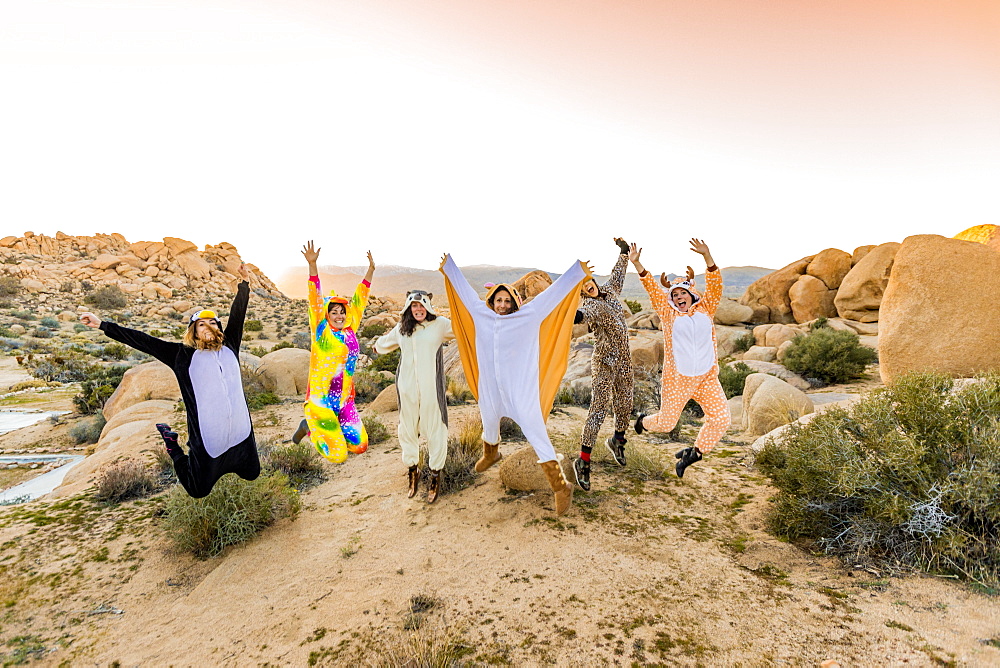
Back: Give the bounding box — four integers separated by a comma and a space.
257, 348, 310, 396
714, 298, 754, 325
497, 447, 574, 491
101, 362, 181, 420
512, 270, 553, 303
788, 274, 837, 322
728, 360, 810, 391
739, 256, 813, 324
834, 242, 900, 322
0, 233, 284, 314
741, 373, 814, 438
954, 224, 1000, 252
879, 234, 1000, 384
806, 249, 853, 290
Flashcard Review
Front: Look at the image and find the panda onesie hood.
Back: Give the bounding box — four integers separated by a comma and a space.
373, 291, 454, 471
99, 280, 260, 498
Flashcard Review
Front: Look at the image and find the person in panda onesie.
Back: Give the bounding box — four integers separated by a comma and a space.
372, 291, 454, 503
80, 264, 260, 498
629, 238, 730, 478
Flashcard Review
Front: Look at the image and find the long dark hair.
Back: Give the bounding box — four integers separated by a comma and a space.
400, 304, 437, 337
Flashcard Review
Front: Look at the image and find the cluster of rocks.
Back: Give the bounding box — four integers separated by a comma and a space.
0, 232, 284, 318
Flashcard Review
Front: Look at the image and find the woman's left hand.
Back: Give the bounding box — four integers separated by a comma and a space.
238, 263, 250, 282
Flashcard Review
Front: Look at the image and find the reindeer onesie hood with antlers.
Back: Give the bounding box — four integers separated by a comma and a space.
639, 263, 730, 454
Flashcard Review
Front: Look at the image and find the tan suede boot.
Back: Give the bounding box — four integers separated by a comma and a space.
475, 442, 503, 473
426, 470, 442, 504
540, 456, 573, 516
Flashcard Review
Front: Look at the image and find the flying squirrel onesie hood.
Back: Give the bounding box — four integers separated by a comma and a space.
484, 283, 523, 311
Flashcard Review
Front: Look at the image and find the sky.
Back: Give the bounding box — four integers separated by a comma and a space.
2, 0, 998, 279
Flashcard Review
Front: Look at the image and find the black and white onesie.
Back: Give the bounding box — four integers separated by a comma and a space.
99, 281, 261, 498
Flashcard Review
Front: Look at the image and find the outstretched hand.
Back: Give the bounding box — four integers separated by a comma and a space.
628, 242, 642, 264
302, 240, 320, 265
367, 250, 375, 271
439, 253, 449, 271
614, 237, 629, 254
689, 238, 710, 258
79, 312, 101, 328
238, 263, 250, 282
583, 261, 595, 276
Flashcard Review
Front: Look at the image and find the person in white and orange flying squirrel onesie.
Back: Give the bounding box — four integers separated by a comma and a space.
628, 238, 730, 478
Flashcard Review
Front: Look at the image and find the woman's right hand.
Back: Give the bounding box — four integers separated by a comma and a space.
628, 242, 642, 264
80, 312, 102, 328
302, 240, 320, 264
439, 253, 449, 271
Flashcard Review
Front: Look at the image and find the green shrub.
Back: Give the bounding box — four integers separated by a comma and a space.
782, 328, 878, 383
70, 412, 106, 444
241, 363, 282, 410
755, 372, 1000, 587
162, 472, 300, 558
260, 440, 325, 489
733, 331, 755, 354
73, 365, 129, 414
245, 319, 263, 332
359, 322, 389, 339
84, 285, 128, 309
247, 345, 267, 357
422, 418, 481, 495
809, 316, 829, 331
271, 340, 294, 351
293, 332, 310, 349
354, 369, 393, 403
102, 342, 130, 360
555, 382, 591, 408
28, 353, 100, 382
719, 362, 755, 399
39, 316, 60, 329
623, 299, 642, 314
362, 413, 391, 445
0, 275, 21, 297
94, 459, 158, 503
446, 377, 473, 405
368, 348, 401, 374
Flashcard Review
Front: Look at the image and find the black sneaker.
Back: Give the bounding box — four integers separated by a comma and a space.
291, 418, 309, 445
155, 423, 182, 459
634, 414, 646, 435
675, 447, 703, 478
606, 436, 626, 467
573, 458, 591, 491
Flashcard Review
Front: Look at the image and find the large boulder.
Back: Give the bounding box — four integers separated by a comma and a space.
742, 346, 777, 363
498, 447, 573, 492
834, 242, 900, 322
102, 362, 181, 421
788, 274, 837, 323
728, 360, 810, 391
562, 342, 595, 384
753, 323, 802, 348
738, 256, 813, 324
954, 224, 1000, 252
851, 245, 876, 266
716, 325, 749, 359
806, 249, 853, 289
363, 312, 400, 332
629, 332, 663, 370
879, 234, 1000, 384
714, 298, 754, 325
627, 309, 660, 330
367, 384, 399, 413
741, 373, 814, 438
257, 348, 310, 395
512, 270, 553, 303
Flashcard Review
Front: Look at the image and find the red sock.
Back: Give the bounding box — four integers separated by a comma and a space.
580, 451, 591, 462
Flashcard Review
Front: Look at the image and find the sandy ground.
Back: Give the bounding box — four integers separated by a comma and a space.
1, 397, 999, 667
0, 357, 32, 393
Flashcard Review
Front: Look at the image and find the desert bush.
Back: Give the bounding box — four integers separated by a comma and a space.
421, 417, 482, 495
241, 363, 282, 410
631, 364, 662, 416
292, 332, 310, 350
446, 377, 473, 405
59, 280, 75, 292
0, 275, 21, 297
555, 382, 592, 408
244, 319, 263, 332
73, 323, 88, 333
719, 362, 755, 399
623, 298, 643, 315
102, 342, 130, 360
271, 340, 294, 351
260, 439, 325, 489
73, 365, 129, 414
354, 369, 393, 403
28, 353, 100, 382
362, 413, 391, 445
30, 328, 53, 339
69, 412, 106, 444
809, 316, 829, 331
94, 459, 158, 503
12, 310, 35, 320
756, 372, 1000, 588
733, 331, 755, 354
359, 322, 389, 339
782, 328, 878, 384
39, 316, 60, 329
247, 345, 267, 357
162, 471, 300, 558
500, 417, 523, 441
368, 348, 401, 374
84, 285, 128, 309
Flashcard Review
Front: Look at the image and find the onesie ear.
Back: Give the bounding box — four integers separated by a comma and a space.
426, 293, 433, 300
406, 290, 414, 297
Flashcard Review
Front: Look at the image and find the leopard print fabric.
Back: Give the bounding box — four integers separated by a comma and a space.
577, 252, 634, 448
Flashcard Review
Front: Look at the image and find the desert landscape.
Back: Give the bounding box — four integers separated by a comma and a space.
1, 227, 1000, 667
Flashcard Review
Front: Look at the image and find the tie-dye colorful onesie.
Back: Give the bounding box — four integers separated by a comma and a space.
305, 274, 371, 463
639, 267, 730, 454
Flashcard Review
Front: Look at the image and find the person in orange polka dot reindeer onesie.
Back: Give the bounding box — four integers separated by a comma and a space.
628, 238, 730, 477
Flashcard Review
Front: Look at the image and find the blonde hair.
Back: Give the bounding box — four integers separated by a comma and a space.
183, 320, 225, 351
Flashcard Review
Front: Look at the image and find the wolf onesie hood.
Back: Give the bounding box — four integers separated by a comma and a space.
99, 281, 260, 498
373, 291, 455, 471
441, 255, 589, 462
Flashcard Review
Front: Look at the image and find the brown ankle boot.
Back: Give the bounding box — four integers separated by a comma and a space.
426, 470, 442, 504
539, 456, 573, 516
475, 442, 502, 473
406, 465, 419, 499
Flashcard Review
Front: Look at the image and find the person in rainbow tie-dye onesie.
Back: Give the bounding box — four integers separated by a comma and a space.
297, 240, 375, 463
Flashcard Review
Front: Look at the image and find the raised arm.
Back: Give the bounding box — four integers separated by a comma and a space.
303, 241, 326, 330
601, 238, 630, 296
690, 238, 722, 315
522, 260, 590, 317
224, 266, 251, 349
440, 254, 490, 317
82, 313, 179, 365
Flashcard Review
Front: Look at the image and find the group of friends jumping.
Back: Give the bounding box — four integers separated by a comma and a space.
79, 236, 730, 516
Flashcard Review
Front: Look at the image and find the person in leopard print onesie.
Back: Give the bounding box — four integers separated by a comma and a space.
571, 237, 634, 491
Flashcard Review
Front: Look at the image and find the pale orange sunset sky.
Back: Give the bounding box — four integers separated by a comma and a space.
2, 0, 998, 278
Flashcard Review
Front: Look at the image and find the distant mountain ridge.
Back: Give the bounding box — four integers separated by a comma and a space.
278, 264, 773, 303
